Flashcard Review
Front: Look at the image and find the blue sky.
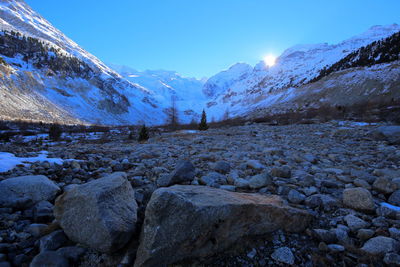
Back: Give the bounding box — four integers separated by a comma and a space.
26, 0, 400, 78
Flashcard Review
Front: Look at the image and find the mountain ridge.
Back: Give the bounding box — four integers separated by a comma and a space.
0, 0, 399, 125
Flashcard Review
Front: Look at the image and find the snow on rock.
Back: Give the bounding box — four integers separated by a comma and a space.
203, 63, 253, 98
0, 151, 63, 172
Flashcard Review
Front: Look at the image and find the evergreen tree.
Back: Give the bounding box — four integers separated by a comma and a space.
128, 131, 134, 140
138, 124, 149, 142
49, 124, 62, 141
198, 110, 209, 131
0, 56, 6, 65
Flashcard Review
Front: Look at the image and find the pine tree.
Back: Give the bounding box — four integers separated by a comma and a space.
138, 124, 149, 142
49, 124, 62, 141
198, 110, 209, 131
128, 131, 134, 140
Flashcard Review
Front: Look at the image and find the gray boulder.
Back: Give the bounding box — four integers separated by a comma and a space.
361, 236, 400, 255
54, 172, 138, 253
134, 185, 312, 267
373, 177, 397, 194
0, 175, 60, 208
342, 187, 375, 212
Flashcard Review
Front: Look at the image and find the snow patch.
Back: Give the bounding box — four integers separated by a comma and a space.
0, 151, 64, 172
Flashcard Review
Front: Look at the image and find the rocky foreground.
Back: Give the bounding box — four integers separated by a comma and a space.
0, 121, 400, 266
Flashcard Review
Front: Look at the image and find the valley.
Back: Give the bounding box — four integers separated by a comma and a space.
0, 0, 399, 266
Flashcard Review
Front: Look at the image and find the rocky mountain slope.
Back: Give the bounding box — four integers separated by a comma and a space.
205, 24, 400, 121
0, 0, 183, 125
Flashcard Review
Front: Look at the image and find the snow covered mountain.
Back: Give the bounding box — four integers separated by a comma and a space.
0, 0, 399, 126
108, 64, 207, 123
0, 0, 172, 125
205, 24, 400, 120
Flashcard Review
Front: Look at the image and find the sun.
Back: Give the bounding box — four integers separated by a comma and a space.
264, 55, 276, 67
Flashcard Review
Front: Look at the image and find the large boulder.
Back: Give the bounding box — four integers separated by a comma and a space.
0, 175, 60, 208
342, 187, 375, 212
361, 236, 400, 255
135, 185, 313, 267
373, 177, 397, 194
54, 172, 137, 253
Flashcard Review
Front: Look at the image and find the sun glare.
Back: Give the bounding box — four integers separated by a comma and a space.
264, 55, 276, 67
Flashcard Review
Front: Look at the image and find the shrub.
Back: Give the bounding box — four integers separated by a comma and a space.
138, 125, 149, 142
49, 124, 62, 141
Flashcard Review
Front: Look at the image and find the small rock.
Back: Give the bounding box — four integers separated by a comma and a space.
213, 161, 231, 174
312, 229, 337, 243
30, 251, 68, 267
39, 230, 68, 252
56, 246, 87, 262
389, 228, 400, 241
199, 172, 226, 187
234, 178, 249, 189
270, 166, 291, 178
389, 190, 400, 206
271, 247, 295, 265
353, 179, 371, 190
33, 201, 54, 223
27, 224, 48, 238
248, 172, 272, 189
344, 214, 369, 231
162, 161, 196, 186
287, 189, 306, 204
384, 253, 400, 265
328, 244, 345, 253
357, 229, 375, 241
247, 248, 257, 259
246, 160, 265, 170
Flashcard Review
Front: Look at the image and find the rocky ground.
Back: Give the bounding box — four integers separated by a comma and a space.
0, 121, 400, 266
